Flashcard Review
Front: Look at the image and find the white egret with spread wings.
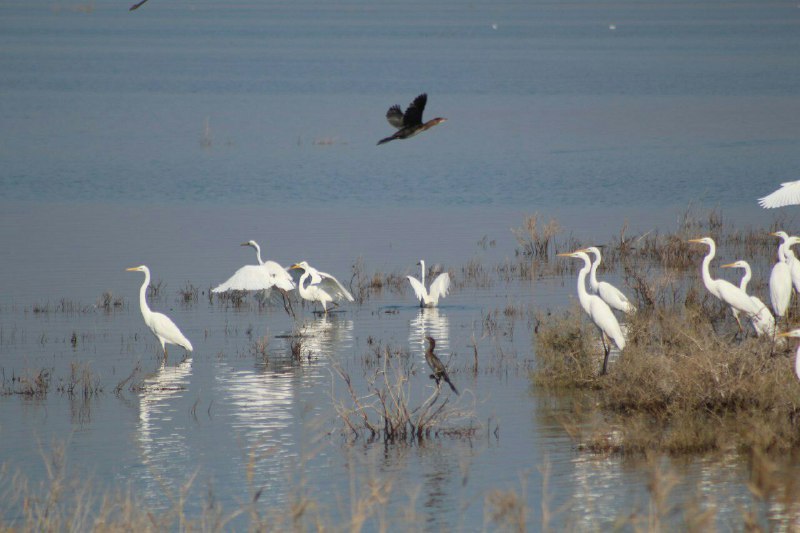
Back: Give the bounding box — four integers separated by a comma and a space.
407, 260, 450, 308
212, 240, 295, 294
290, 261, 354, 314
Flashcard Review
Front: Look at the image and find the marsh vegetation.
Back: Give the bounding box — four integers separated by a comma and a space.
532, 209, 800, 460
3, 208, 800, 529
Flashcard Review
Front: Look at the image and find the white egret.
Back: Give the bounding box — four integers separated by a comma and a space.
584, 246, 636, 314
778, 329, 800, 381
769, 232, 793, 318
759, 180, 800, 209
212, 240, 295, 293
126, 265, 193, 360
557, 250, 625, 375
407, 260, 451, 308
781, 234, 800, 294
688, 238, 762, 320
720, 260, 776, 338
290, 261, 354, 314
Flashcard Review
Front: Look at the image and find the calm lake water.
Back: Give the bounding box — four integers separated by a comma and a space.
2, 0, 800, 528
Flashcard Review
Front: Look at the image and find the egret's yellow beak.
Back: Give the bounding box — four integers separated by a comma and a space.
720, 263, 736, 268
770, 232, 780, 237
778, 331, 792, 338
125, 267, 138, 272
556, 252, 572, 257
687, 238, 703, 244
240, 242, 250, 246
289, 263, 301, 270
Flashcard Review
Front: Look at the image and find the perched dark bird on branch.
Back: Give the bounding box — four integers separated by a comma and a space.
424, 336, 458, 394
377, 93, 446, 145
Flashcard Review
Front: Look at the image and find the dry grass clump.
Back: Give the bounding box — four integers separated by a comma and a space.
534, 303, 800, 455
460, 258, 489, 288
1, 368, 52, 397
350, 256, 370, 304
513, 214, 560, 259
56, 361, 102, 398
212, 289, 247, 308
30, 299, 94, 314
531, 305, 604, 389
97, 291, 124, 312
250, 335, 270, 362
485, 487, 527, 532
330, 344, 475, 443
178, 282, 200, 303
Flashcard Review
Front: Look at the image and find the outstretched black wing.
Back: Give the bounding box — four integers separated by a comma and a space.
385, 105, 405, 129
129, 0, 150, 10
402, 93, 427, 127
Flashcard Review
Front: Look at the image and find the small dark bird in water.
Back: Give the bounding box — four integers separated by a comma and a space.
424, 336, 458, 394
377, 93, 446, 145
129, 0, 151, 10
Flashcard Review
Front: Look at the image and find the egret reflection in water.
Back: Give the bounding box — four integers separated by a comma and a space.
410, 308, 450, 354
293, 314, 354, 359
134, 358, 194, 501
214, 363, 296, 473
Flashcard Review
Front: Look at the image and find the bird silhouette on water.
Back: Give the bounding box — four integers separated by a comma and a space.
377, 93, 446, 145
424, 336, 458, 394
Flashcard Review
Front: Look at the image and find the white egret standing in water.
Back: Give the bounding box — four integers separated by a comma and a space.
769, 232, 793, 319
584, 246, 636, 314
759, 181, 800, 209
407, 260, 450, 308
720, 260, 776, 338
557, 250, 625, 375
688, 238, 762, 320
212, 240, 295, 293
126, 265, 193, 360
290, 261, 354, 314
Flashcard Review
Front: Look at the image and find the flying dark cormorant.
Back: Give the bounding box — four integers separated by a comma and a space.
377, 93, 446, 145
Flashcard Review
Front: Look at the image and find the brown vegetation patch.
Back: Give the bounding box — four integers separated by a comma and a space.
330, 343, 475, 443
534, 304, 800, 456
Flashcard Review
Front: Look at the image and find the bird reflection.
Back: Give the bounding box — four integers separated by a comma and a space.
293, 314, 354, 359
410, 308, 450, 356
416, 440, 459, 530
135, 358, 193, 500
567, 454, 627, 529
214, 362, 295, 459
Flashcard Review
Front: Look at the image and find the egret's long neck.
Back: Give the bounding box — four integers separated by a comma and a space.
778, 241, 786, 263
785, 244, 797, 264
576, 255, 592, 310
420, 260, 426, 288
253, 243, 264, 265
700, 244, 716, 294
739, 265, 751, 292
589, 253, 601, 291
138, 270, 152, 321
298, 271, 310, 297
